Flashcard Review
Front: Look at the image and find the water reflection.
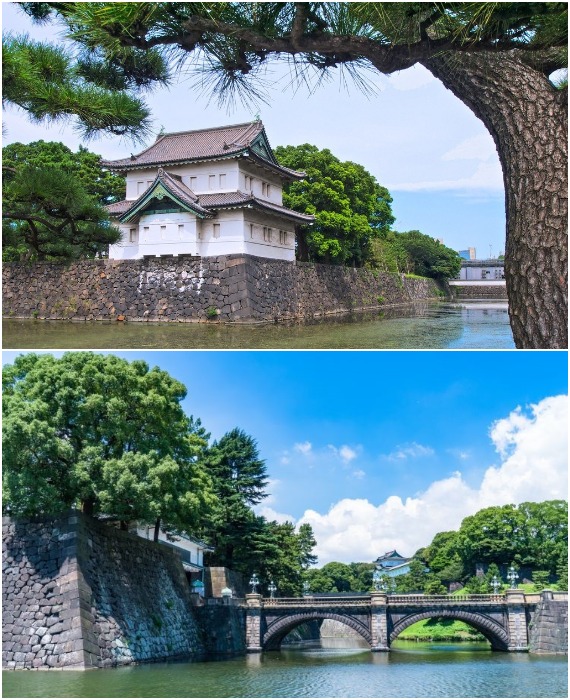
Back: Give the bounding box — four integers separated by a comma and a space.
2, 301, 513, 350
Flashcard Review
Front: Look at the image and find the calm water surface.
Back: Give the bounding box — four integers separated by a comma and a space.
2, 640, 567, 698
3, 301, 514, 349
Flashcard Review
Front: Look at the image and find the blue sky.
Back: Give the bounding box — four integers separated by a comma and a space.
3, 350, 567, 563
2, 2, 506, 256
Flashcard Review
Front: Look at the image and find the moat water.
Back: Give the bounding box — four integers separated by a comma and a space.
2, 639, 567, 698
3, 301, 513, 349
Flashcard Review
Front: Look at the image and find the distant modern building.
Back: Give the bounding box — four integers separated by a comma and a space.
375, 550, 412, 579
458, 259, 505, 281
458, 247, 477, 261
103, 121, 314, 261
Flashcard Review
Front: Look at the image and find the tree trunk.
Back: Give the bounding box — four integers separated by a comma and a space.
423, 51, 568, 348
154, 517, 161, 542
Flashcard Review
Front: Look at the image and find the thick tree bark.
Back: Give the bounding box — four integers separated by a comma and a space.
423, 51, 568, 348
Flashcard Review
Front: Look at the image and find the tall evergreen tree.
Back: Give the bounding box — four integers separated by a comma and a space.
200, 427, 268, 569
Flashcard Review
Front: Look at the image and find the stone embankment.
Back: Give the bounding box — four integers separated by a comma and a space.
2, 513, 206, 669
529, 591, 568, 654
3, 255, 441, 323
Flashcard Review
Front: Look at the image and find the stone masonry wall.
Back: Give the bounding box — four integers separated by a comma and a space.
449, 283, 508, 300
2, 512, 206, 669
193, 601, 246, 658
3, 255, 441, 323
528, 594, 568, 654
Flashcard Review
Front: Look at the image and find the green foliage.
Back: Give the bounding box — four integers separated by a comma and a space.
3, 141, 126, 205
2, 33, 152, 140
556, 549, 568, 590
396, 618, 485, 642
394, 559, 429, 593
274, 144, 394, 267
2, 352, 215, 535
198, 427, 317, 594
457, 501, 568, 575
531, 570, 551, 591
2, 163, 122, 262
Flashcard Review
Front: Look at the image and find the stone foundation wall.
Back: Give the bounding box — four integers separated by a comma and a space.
3, 256, 441, 323
2, 513, 206, 669
529, 593, 568, 654
449, 283, 508, 300
193, 601, 246, 657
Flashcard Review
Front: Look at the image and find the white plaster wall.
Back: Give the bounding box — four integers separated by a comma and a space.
124, 161, 241, 198
109, 211, 199, 259
239, 164, 284, 204
196, 209, 295, 261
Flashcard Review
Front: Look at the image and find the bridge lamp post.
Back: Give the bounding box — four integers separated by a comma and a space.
507, 567, 519, 589
249, 573, 260, 594
303, 581, 311, 597
372, 565, 382, 592
268, 580, 277, 599
491, 575, 501, 594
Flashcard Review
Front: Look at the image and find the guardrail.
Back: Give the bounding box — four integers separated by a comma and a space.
262, 596, 371, 607
387, 594, 506, 604
259, 594, 510, 606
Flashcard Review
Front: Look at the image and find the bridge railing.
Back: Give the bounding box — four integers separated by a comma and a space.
387, 594, 506, 604
261, 596, 371, 607
260, 594, 508, 606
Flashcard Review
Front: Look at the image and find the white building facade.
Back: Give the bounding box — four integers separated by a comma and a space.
104, 121, 313, 261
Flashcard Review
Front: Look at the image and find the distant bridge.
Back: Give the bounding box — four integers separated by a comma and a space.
244, 591, 549, 653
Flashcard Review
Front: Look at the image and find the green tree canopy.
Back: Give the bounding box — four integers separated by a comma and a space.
16, 1, 567, 347
2, 167, 121, 262
274, 143, 394, 266
2, 352, 215, 536
3, 141, 126, 205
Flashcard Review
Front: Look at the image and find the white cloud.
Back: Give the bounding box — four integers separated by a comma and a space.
294, 441, 313, 456
328, 443, 360, 464
442, 134, 497, 162
256, 506, 296, 524
384, 442, 435, 462
390, 161, 504, 192
351, 470, 366, 480
299, 396, 568, 565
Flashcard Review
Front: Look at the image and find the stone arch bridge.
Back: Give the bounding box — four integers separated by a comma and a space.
245, 591, 536, 653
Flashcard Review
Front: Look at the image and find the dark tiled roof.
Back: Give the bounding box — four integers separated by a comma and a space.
106, 199, 131, 215
199, 191, 315, 223
101, 121, 304, 180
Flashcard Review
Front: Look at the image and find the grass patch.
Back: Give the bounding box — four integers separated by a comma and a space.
396, 618, 486, 642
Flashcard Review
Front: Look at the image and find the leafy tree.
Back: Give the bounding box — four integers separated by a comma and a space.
17, 2, 567, 347
305, 561, 356, 593
199, 427, 268, 570
395, 559, 428, 593
2, 164, 121, 261
349, 562, 376, 592
556, 549, 568, 590
2, 352, 214, 536
3, 141, 126, 205
274, 144, 394, 266
396, 230, 462, 281
531, 570, 551, 591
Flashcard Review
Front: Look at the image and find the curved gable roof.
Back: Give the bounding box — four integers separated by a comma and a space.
102, 121, 305, 180
118, 169, 212, 223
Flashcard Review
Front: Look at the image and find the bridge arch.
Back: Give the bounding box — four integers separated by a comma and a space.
389, 610, 509, 651
263, 611, 372, 651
